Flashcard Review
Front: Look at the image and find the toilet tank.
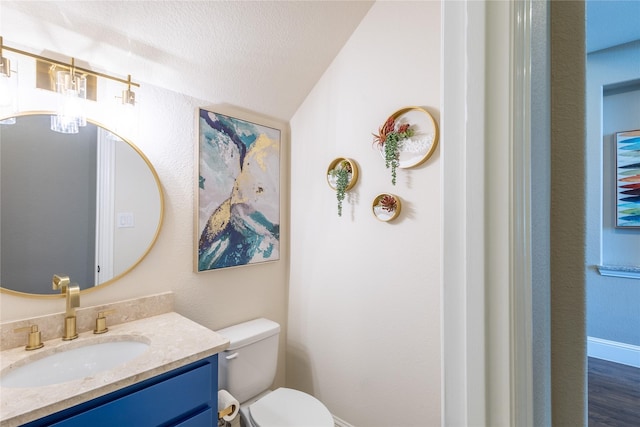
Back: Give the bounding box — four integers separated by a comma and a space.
217, 318, 280, 404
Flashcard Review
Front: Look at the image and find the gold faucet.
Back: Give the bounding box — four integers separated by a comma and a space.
52, 274, 80, 340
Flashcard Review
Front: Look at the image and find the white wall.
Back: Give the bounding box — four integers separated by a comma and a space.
288, 2, 441, 426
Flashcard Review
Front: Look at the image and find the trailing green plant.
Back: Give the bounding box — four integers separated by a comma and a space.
373, 117, 415, 185
329, 160, 352, 217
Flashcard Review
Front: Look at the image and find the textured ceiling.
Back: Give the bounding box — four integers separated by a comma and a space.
4, 1, 636, 121
0, 1, 374, 121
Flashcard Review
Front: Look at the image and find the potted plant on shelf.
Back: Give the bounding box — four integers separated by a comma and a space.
373, 116, 415, 185
378, 194, 398, 212
329, 159, 353, 217
372, 193, 402, 222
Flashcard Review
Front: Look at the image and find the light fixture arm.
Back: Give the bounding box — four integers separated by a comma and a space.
121, 74, 136, 106
0, 36, 11, 78
1, 38, 139, 88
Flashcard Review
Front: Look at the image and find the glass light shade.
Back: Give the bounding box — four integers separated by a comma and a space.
0, 117, 16, 125
112, 88, 138, 140
51, 70, 87, 134
50, 114, 79, 134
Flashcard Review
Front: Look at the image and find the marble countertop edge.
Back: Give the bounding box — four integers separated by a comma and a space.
0, 311, 229, 427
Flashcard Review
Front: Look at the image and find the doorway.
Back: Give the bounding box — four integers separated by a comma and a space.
585, 1, 640, 426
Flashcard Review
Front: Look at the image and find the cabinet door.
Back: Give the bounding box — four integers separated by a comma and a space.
30, 356, 219, 427
173, 408, 215, 427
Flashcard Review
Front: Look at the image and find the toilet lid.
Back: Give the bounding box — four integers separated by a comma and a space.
249, 387, 334, 427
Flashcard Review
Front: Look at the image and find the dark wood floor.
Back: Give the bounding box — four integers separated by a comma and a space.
588, 357, 640, 427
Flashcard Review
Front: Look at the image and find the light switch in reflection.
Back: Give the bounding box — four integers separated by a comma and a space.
117, 212, 135, 228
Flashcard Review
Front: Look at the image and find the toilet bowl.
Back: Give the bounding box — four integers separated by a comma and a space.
217, 318, 333, 427
242, 387, 333, 427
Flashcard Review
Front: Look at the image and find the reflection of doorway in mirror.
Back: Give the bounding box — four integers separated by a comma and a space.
95, 128, 116, 285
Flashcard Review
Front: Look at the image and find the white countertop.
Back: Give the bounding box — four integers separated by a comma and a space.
0, 312, 229, 427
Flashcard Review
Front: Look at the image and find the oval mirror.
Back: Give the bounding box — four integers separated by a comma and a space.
0, 113, 164, 296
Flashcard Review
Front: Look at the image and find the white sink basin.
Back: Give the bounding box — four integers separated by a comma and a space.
0, 339, 150, 388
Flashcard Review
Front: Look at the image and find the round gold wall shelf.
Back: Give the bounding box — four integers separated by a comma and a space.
327, 158, 359, 217
326, 157, 359, 190
372, 193, 401, 222
376, 106, 439, 169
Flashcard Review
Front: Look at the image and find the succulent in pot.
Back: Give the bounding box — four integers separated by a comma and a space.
372, 193, 402, 222
378, 194, 398, 212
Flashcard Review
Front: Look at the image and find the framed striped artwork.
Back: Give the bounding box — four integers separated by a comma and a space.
616, 129, 640, 228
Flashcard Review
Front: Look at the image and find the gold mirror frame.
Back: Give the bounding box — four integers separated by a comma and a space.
0, 112, 165, 298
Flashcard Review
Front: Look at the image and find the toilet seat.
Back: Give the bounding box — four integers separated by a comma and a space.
248, 387, 334, 427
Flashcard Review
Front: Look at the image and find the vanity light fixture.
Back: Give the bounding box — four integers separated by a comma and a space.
0, 37, 10, 80
0, 36, 18, 124
0, 36, 140, 133
119, 75, 136, 107
113, 74, 139, 139
50, 58, 88, 134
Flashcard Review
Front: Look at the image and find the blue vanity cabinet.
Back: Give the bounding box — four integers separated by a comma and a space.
23, 355, 218, 427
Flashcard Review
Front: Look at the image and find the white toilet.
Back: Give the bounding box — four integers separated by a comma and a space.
217, 318, 334, 427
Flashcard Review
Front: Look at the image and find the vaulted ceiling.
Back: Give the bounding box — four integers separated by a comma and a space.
1, 1, 374, 121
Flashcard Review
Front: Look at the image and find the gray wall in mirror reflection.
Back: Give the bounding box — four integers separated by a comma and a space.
0, 114, 162, 295
1, 116, 97, 293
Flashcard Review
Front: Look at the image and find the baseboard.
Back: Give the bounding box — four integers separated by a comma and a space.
587, 336, 640, 368
333, 415, 355, 427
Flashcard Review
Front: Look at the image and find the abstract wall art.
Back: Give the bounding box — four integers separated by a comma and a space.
197, 108, 281, 271
615, 129, 640, 228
